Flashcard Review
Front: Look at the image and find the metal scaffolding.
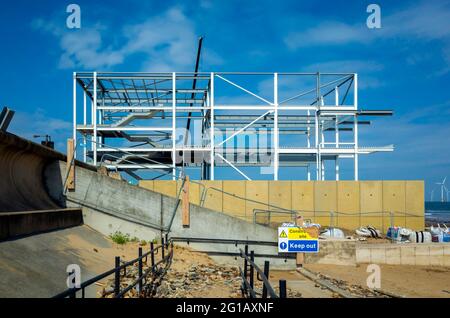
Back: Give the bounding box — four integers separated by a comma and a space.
73, 72, 393, 181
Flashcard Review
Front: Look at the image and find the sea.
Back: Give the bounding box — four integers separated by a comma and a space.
425, 202, 450, 225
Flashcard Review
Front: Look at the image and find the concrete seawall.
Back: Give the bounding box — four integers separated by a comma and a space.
0, 131, 94, 212
44, 160, 294, 268
0, 208, 83, 241
0, 131, 62, 212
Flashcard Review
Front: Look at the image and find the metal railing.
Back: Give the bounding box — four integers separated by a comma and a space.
54, 235, 173, 298
171, 236, 294, 260
240, 246, 286, 298
252, 209, 424, 234
171, 236, 291, 298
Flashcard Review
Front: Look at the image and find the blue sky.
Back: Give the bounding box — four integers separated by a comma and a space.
1, 0, 449, 198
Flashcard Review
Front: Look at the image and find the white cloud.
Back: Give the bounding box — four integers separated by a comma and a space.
303, 60, 383, 73
303, 60, 385, 89
59, 27, 124, 69
32, 7, 222, 71
285, 2, 450, 48
360, 100, 450, 180
285, 22, 370, 49
284, 2, 450, 74
122, 8, 197, 72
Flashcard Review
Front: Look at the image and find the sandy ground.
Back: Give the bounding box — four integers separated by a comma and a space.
63, 229, 450, 298
305, 263, 450, 298
267, 270, 335, 298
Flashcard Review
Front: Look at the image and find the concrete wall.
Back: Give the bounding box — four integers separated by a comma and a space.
356, 243, 450, 267
44, 161, 296, 268
0, 131, 62, 212
140, 180, 425, 232
0, 208, 83, 241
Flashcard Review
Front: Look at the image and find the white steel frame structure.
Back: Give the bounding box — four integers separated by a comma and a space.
73, 72, 393, 181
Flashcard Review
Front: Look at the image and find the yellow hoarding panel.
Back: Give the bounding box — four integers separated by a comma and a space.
189, 181, 201, 205
314, 181, 336, 227
268, 181, 292, 224
139, 180, 154, 191
291, 181, 314, 212
360, 181, 383, 230
154, 180, 177, 197
336, 181, 361, 230
246, 181, 269, 223
405, 180, 425, 231
406, 181, 424, 215
201, 181, 223, 212
383, 181, 406, 229
223, 181, 246, 218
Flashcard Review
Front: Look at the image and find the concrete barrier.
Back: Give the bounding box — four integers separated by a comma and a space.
0, 131, 94, 212
356, 243, 450, 267
0, 208, 83, 241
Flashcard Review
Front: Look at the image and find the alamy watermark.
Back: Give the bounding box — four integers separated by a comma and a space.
66, 264, 81, 289
366, 4, 381, 29
366, 264, 381, 289
66, 4, 81, 29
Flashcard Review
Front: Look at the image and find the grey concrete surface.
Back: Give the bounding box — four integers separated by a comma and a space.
0, 208, 83, 241
44, 160, 294, 268
305, 240, 357, 266
0, 132, 61, 211
0, 131, 94, 212
0, 225, 114, 298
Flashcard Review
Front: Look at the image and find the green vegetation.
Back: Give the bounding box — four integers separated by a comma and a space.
109, 231, 156, 246
109, 231, 132, 244
109, 231, 153, 246
139, 240, 147, 246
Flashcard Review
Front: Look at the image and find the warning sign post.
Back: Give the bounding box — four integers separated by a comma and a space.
278, 225, 319, 253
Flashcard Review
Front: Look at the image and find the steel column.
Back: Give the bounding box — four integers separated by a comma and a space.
72, 73, 77, 159
210, 73, 215, 180
93, 72, 97, 165
274, 73, 279, 180
172, 72, 176, 180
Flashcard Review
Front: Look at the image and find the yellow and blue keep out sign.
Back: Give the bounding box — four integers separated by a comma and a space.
278, 226, 319, 253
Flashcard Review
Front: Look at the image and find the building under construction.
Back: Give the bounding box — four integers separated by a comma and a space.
73, 71, 393, 181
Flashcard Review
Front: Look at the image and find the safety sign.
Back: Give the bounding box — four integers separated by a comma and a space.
278, 226, 319, 253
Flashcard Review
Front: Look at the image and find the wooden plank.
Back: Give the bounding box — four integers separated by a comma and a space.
182, 176, 190, 228
66, 138, 75, 191
296, 215, 304, 267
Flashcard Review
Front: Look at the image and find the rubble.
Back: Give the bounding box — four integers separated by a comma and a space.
154, 263, 242, 298
315, 272, 391, 298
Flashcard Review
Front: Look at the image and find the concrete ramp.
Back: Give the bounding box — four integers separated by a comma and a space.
0, 225, 118, 298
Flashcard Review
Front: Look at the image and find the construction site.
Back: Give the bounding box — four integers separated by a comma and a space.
1, 32, 449, 300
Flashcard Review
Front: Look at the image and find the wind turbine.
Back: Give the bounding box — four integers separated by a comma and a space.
436, 177, 448, 202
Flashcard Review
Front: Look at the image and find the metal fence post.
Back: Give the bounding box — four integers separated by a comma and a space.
150, 242, 155, 272
243, 245, 248, 280
161, 237, 165, 260
279, 279, 287, 298
262, 261, 270, 298
249, 251, 254, 291
138, 247, 143, 294
114, 256, 121, 297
